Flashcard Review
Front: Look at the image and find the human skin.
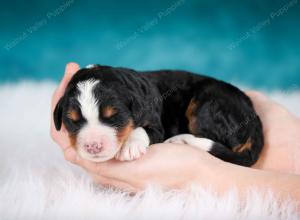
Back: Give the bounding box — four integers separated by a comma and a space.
51, 63, 300, 201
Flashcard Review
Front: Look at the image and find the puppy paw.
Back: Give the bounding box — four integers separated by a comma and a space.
164, 134, 214, 152
115, 139, 148, 161
115, 127, 150, 161
164, 134, 195, 144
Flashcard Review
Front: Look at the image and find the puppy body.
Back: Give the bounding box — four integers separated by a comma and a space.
54, 65, 263, 166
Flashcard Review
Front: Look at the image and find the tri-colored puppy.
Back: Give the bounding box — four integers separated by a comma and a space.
53, 65, 264, 166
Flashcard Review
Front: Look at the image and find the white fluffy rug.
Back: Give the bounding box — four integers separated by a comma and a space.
0, 82, 299, 220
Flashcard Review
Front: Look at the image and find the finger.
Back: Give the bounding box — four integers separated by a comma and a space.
66, 151, 112, 175
50, 63, 80, 143
51, 62, 80, 110
246, 90, 291, 119
64, 147, 78, 163
74, 155, 121, 175
245, 91, 275, 117
73, 153, 141, 180
57, 62, 80, 96
246, 91, 269, 106
90, 174, 139, 192
63, 148, 137, 190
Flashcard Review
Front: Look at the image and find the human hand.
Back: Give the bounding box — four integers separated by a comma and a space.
50, 62, 80, 160
80, 143, 225, 191
51, 63, 300, 191
247, 91, 300, 174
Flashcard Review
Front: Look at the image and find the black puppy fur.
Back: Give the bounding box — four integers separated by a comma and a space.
54, 65, 264, 166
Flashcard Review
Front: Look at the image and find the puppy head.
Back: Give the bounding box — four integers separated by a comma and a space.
54, 77, 133, 162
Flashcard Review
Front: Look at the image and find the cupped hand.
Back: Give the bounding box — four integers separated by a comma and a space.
51, 63, 300, 191
247, 91, 300, 173
74, 143, 223, 191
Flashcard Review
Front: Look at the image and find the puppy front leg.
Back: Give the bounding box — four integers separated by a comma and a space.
115, 127, 150, 161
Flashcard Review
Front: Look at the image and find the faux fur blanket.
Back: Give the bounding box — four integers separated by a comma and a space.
0, 82, 299, 220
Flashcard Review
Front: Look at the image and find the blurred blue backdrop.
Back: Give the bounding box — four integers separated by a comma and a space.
1, 0, 300, 89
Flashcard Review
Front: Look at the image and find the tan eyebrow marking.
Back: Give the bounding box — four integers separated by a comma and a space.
67, 109, 80, 121
69, 134, 77, 147
102, 106, 117, 118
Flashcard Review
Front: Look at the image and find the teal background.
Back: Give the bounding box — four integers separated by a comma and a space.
1, 0, 300, 89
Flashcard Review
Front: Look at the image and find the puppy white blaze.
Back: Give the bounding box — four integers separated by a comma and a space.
77, 79, 100, 125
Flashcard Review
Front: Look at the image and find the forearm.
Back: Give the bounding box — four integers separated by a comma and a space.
200, 161, 300, 204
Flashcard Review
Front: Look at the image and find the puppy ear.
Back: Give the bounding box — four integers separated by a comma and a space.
53, 97, 64, 131
127, 94, 144, 122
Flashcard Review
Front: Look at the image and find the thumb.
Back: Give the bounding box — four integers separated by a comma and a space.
51, 62, 80, 111
57, 62, 80, 96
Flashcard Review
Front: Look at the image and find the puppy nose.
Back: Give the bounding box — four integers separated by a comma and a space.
84, 142, 102, 154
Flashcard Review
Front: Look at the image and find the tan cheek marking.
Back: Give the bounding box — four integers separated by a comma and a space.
185, 98, 199, 134
69, 134, 77, 149
233, 138, 252, 153
68, 110, 80, 121
102, 106, 117, 118
117, 120, 134, 144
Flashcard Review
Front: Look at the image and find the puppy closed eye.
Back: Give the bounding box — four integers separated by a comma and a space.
67, 110, 80, 122
102, 106, 117, 118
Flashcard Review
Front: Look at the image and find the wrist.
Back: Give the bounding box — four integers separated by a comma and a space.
193, 153, 233, 190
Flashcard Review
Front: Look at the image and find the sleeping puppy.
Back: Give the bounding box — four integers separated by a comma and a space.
53, 65, 264, 166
